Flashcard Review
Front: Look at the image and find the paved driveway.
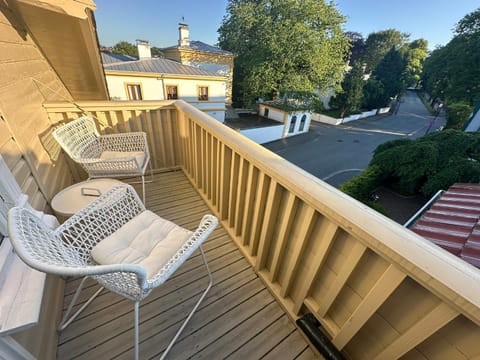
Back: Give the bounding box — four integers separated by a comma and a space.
263, 90, 445, 187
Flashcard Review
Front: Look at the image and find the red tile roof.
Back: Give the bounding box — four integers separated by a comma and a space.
410, 183, 480, 268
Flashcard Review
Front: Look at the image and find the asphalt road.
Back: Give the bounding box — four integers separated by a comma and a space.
264, 90, 446, 187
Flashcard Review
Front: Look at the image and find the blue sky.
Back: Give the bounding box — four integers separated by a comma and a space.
94, 0, 478, 49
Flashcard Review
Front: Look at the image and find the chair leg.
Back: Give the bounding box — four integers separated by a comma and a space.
159, 246, 213, 360
134, 301, 140, 360
141, 175, 146, 205
58, 277, 104, 331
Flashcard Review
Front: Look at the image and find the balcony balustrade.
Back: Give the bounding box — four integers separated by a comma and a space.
40, 99, 480, 359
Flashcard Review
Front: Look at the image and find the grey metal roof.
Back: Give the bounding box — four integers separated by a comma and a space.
162, 41, 232, 55
101, 52, 137, 64
103, 57, 224, 77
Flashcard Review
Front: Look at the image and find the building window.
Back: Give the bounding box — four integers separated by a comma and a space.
264, 108, 269, 118
198, 86, 209, 101
299, 114, 307, 131
126, 83, 142, 100
166, 85, 178, 100
289, 115, 297, 133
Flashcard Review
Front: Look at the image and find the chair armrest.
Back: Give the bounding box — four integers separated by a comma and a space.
58, 184, 145, 257
100, 132, 149, 153
8, 205, 148, 288
146, 214, 218, 288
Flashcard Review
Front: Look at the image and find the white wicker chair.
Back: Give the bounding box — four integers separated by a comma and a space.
8, 184, 217, 360
52, 116, 151, 203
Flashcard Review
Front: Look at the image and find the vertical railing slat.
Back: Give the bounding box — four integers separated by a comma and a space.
248, 172, 269, 255
280, 206, 317, 297
241, 165, 258, 246
292, 220, 339, 314
332, 264, 407, 349
234, 158, 249, 237
227, 152, 240, 228
373, 303, 458, 360
255, 180, 283, 271
316, 241, 367, 317
269, 192, 298, 282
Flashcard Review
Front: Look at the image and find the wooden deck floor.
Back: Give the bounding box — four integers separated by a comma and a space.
57, 171, 318, 359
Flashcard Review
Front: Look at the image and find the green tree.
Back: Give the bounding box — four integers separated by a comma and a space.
362, 29, 409, 72
454, 7, 480, 35
330, 61, 364, 117
111, 41, 138, 57
362, 78, 389, 109
445, 102, 473, 129
422, 8, 480, 105
401, 39, 428, 87
217, 0, 350, 106
345, 31, 366, 64
373, 47, 406, 98
151, 47, 164, 57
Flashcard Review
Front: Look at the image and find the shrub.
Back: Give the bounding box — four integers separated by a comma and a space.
372, 141, 439, 194
421, 157, 480, 197
445, 102, 473, 129
339, 165, 383, 201
366, 200, 388, 215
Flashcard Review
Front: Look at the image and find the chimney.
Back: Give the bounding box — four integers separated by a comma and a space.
178, 23, 190, 47
136, 39, 151, 59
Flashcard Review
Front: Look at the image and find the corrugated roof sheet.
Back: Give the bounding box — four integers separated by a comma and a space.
410, 183, 480, 268
103, 57, 224, 77
162, 41, 232, 55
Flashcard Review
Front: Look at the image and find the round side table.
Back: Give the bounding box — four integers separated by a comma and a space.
52, 179, 123, 221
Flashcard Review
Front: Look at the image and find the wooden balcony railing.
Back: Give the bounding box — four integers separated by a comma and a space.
44, 100, 480, 359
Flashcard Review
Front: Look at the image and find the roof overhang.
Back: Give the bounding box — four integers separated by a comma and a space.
15, 0, 96, 19
11, 0, 108, 100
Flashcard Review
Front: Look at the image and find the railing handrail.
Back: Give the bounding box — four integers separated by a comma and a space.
174, 100, 480, 321
43, 100, 177, 113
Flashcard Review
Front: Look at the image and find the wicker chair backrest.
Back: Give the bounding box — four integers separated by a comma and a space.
53, 116, 102, 160
8, 207, 83, 273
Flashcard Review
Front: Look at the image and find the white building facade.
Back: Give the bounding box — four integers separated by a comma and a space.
102, 45, 227, 122
258, 102, 312, 138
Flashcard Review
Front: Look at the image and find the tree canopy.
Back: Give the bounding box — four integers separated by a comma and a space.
401, 39, 428, 87
217, 0, 350, 106
345, 31, 366, 64
362, 29, 409, 73
111, 41, 138, 57
454, 7, 480, 35
422, 8, 480, 105
373, 46, 406, 99
330, 61, 364, 117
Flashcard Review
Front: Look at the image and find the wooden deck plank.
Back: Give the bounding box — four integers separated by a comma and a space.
76, 277, 265, 359
261, 331, 311, 360
57, 171, 313, 359
59, 246, 245, 344
189, 301, 285, 359
226, 315, 297, 359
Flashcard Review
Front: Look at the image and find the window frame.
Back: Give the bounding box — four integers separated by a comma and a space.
124, 83, 143, 100
299, 114, 307, 131
165, 84, 179, 100
198, 85, 209, 101
289, 115, 297, 133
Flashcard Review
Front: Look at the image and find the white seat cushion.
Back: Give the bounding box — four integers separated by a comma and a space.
91, 210, 192, 279
100, 151, 146, 168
